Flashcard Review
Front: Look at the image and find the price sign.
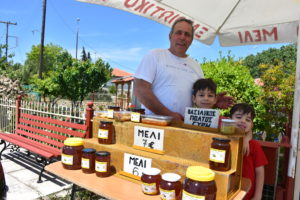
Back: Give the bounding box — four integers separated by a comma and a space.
131, 112, 141, 122
184, 107, 220, 128
133, 126, 164, 154
123, 153, 152, 177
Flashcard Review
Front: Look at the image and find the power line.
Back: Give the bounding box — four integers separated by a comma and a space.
0, 20, 17, 62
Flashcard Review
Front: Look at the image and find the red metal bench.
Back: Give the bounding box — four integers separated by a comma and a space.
0, 96, 94, 183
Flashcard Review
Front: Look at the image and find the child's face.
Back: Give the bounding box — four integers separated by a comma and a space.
192, 88, 217, 109
231, 111, 253, 134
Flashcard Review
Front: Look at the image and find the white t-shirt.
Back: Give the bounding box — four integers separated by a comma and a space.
134, 49, 204, 116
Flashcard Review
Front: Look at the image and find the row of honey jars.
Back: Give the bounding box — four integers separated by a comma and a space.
141, 166, 217, 200
141, 169, 182, 200
81, 148, 111, 177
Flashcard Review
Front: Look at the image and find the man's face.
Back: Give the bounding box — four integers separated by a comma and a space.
231, 111, 253, 134
169, 21, 193, 57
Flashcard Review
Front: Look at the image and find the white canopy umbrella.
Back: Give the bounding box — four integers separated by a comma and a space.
77, 0, 300, 198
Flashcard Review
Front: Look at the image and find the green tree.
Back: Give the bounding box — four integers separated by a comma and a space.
23, 43, 66, 84
258, 62, 296, 141
202, 56, 266, 132
53, 57, 112, 108
243, 44, 296, 77
108, 85, 116, 95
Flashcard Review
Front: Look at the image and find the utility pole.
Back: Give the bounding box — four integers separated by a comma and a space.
75, 18, 80, 60
0, 20, 17, 62
39, 0, 47, 79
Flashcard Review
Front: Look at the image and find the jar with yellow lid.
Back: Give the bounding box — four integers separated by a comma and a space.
182, 166, 217, 200
61, 137, 84, 170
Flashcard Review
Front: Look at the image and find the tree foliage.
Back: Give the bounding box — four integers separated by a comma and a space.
202, 56, 266, 132
243, 44, 296, 77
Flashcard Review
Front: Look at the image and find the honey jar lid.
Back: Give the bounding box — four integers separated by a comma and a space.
162, 173, 181, 182
82, 148, 96, 153
212, 137, 231, 143
142, 168, 161, 176
100, 120, 113, 124
96, 151, 111, 156
64, 137, 84, 146
186, 166, 215, 182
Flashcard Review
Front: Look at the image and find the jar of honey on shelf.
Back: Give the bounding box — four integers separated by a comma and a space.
141, 168, 161, 195
95, 151, 111, 177
98, 121, 114, 144
61, 137, 84, 170
209, 137, 231, 171
107, 105, 120, 118
81, 148, 96, 174
159, 173, 182, 200
182, 166, 217, 200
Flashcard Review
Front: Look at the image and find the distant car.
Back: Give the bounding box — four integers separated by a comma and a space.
0, 160, 7, 199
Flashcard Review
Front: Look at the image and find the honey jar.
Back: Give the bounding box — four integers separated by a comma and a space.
209, 137, 231, 171
141, 168, 161, 195
81, 148, 96, 174
160, 173, 182, 200
95, 151, 111, 177
182, 166, 217, 200
61, 137, 84, 170
220, 119, 236, 134
98, 121, 114, 144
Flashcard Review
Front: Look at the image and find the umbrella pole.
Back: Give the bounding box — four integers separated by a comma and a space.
289, 22, 300, 200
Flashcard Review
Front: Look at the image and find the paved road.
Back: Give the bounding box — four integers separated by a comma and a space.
2, 149, 71, 200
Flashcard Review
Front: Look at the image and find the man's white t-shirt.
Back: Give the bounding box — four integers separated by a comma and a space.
134, 49, 204, 116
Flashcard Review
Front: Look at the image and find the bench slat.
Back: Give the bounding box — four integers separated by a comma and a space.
16, 129, 64, 149
18, 124, 67, 141
0, 133, 60, 158
21, 113, 87, 131
19, 118, 86, 138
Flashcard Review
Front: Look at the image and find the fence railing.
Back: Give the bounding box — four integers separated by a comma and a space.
0, 98, 87, 134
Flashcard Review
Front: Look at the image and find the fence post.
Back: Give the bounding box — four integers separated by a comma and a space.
85, 101, 94, 138
16, 95, 22, 128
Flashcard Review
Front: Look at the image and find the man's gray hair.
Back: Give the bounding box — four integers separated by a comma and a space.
169, 18, 194, 38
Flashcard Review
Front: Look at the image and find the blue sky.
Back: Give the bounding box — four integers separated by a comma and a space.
0, 0, 287, 73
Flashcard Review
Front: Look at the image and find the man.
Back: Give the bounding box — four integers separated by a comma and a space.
134, 18, 231, 120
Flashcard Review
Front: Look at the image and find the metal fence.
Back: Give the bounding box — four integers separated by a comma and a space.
0, 98, 86, 134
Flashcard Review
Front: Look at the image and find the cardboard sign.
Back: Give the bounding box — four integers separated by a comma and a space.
122, 153, 152, 177
184, 107, 220, 128
133, 126, 164, 154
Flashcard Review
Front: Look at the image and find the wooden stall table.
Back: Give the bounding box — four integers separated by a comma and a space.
45, 161, 250, 200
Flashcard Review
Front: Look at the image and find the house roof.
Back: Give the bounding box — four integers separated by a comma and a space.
112, 68, 133, 77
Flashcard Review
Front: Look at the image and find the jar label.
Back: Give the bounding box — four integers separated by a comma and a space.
160, 188, 176, 200
107, 109, 114, 118
61, 154, 73, 165
95, 161, 107, 172
209, 148, 226, 163
182, 190, 205, 200
98, 129, 109, 139
131, 112, 141, 122
141, 182, 157, 194
81, 158, 90, 169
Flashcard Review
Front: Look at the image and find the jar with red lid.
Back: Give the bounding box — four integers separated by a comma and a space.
182, 166, 217, 200
209, 137, 231, 171
141, 168, 161, 195
159, 173, 182, 200
81, 148, 96, 174
95, 151, 111, 177
61, 138, 84, 170
98, 121, 114, 144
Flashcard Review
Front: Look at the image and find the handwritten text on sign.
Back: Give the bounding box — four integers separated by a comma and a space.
123, 153, 152, 177
184, 107, 220, 128
134, 126, 164, 151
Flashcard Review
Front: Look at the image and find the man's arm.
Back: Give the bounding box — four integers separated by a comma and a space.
251, 166, 264, 200
134, 78, 183, 120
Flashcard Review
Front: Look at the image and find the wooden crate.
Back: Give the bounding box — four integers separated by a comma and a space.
89, 117, 244, 200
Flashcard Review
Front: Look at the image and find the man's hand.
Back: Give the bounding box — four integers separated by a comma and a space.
168, 112, 184, 121
215, 92, 234, 109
